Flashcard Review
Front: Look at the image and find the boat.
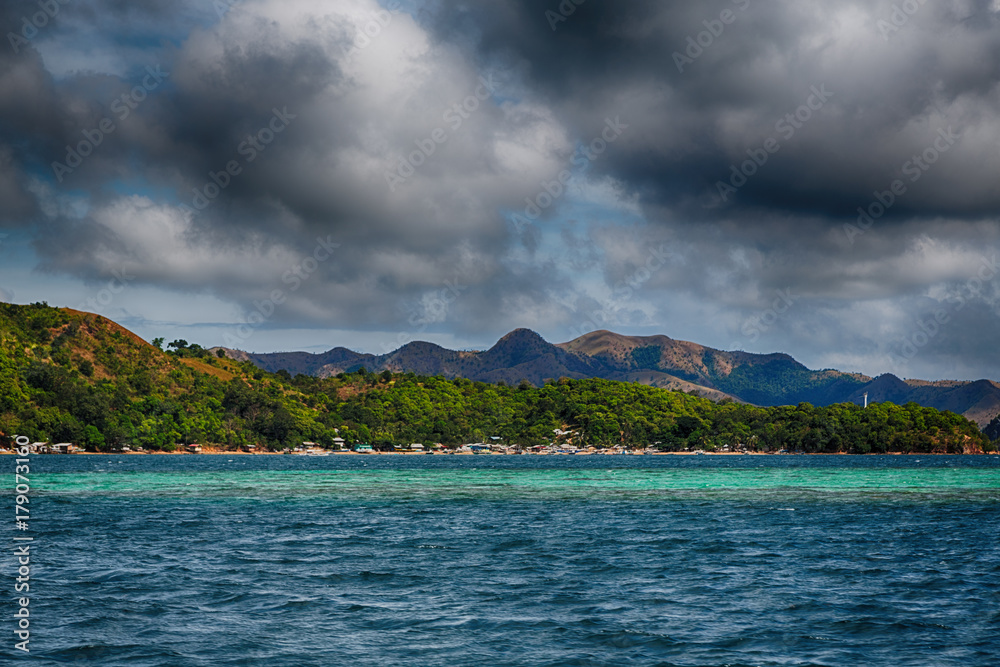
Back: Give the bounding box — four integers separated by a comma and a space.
296, 448, 331, 456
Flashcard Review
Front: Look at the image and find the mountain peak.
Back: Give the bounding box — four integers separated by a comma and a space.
393, 340, 448, 354
496, 328, 547, 344
870, 373, 907, 387
862, 373, 912, 402
484, 329, 551, 363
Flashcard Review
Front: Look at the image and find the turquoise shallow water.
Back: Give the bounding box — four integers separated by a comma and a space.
5, 455, 1000, 665
35, 465, 1000, 501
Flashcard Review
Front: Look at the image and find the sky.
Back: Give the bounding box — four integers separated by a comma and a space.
1, 0, 999, 381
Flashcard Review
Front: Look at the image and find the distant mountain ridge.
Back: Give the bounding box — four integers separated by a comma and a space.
216, 329, 1000, 427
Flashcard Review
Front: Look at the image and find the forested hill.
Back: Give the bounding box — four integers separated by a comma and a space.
0, 303, 993, 453
219, 329, 1000, 427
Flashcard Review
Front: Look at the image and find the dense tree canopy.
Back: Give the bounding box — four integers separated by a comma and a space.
0, 303, 992, 454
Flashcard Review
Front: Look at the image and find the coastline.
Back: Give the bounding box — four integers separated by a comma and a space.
2, 450, 994, 456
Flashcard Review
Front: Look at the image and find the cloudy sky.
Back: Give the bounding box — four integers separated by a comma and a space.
2, 0, 1000, 380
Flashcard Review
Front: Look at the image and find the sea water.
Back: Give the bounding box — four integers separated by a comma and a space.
4, 455, 999, 666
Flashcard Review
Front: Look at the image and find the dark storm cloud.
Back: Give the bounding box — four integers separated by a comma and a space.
428, 0, 1000, 222
9, 0, 569, 336
0, 1, 63, 227
3, 0, 1000, 378
415, 0, 1000, 377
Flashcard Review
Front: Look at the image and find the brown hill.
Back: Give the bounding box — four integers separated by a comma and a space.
217, 328, 1000, 428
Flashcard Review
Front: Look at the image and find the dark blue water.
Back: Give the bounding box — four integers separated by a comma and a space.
5, 455, 999, 665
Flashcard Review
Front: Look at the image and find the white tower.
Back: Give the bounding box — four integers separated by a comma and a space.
863, 392, 868, 408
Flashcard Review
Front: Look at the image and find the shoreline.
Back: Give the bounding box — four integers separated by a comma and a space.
1, 450, 994, 456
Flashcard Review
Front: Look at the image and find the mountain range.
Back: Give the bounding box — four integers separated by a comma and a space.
218, 329, 1000, 428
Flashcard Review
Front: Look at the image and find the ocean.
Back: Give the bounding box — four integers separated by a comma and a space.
5, 454, 999, 666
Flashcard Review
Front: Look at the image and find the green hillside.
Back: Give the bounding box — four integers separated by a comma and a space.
0, 303, 991, 454
286, 372, 991, 454
705, 354, 868, 406
0, 302, 337, 451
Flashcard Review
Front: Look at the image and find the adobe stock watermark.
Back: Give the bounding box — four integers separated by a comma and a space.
843, 127, 959, 245
384, 71, 505, 192
728, 288, 796, 350
181, 107, 296, 214
222, 236, 340, 348
381, 269, 471, 353
51, 65, 169, 183
568, 243, 670, 340
889, 254, 998, 367
7, 0, 71, 54
341, 0, 402, 61
673, 0, 750, 73
877, 0, 928, 41
509, 116, 628, 233
714, 84, 833, 203
546, 0, 586, 31
12, 435, 34, 654
76, 267, 135, 312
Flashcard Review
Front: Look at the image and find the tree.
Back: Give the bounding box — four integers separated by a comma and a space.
152, 337, 164, 350
81, 425, 106, 451
265, 406, 296, 444
986, 414, 1000, 442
